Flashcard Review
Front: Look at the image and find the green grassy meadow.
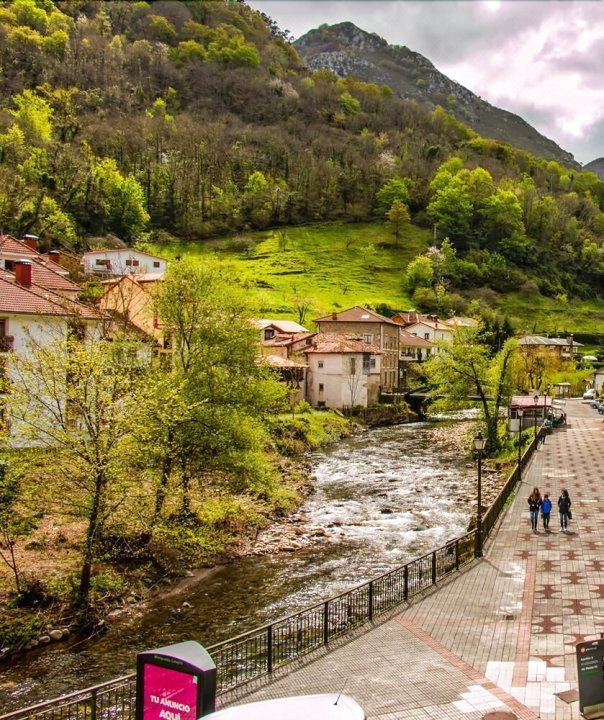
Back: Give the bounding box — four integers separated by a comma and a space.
151, 221, 604, 337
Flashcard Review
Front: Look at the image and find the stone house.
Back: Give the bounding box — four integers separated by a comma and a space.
314, 307, 399, 392
303, 335, 382, 409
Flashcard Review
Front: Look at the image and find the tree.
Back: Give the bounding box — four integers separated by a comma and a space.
424, 327, 517, 453
375, 177, 409, 216
386, 199, 410, 245
151, 258, 286, 517
0, 458, 38, 597
7, 334, 147, 608
404, 255, 433, 294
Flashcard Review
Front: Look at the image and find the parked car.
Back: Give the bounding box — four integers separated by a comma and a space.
589, 400, 600, 408
208, 694, 366, 720
583, 389, 596, 400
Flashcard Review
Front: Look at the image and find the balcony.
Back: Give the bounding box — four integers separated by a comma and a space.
0, 336, 14, 352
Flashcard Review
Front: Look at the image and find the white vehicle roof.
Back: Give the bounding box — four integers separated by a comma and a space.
208, 693, 365, 720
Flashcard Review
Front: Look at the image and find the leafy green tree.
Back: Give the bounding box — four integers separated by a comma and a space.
424, 327, 517, 453
376, 177, 409, 215
7, 335, 148, 608
0, 458, 38, 596
10, 89, 53, 144
386, 199, 410, 245
152, 258, 286, 516
404, 255, 433, 294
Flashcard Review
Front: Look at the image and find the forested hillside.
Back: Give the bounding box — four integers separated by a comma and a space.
0, 0, 603, 301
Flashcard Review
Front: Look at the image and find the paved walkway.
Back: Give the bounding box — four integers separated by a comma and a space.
220, 399, 604, 719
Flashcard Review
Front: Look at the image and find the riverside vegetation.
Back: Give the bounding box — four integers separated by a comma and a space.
1, 0, 604, 659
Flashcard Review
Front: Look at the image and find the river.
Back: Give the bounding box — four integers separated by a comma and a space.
0, 419, 478, 711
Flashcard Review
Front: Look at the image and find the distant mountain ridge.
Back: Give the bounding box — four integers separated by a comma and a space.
584, 158, 604, 179
294, 22, 579, 168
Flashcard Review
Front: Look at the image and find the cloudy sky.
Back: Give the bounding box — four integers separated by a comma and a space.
249, 1, 604, 165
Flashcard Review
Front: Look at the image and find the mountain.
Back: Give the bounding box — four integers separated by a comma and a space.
584, 158, 604, 179
294, 22, 578, 168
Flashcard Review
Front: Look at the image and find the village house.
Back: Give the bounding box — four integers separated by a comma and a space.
253, 319, 309, 343
83, 248, 168, 277
398, 329, 434, 389
0, 265, 104, 439
517, 335, 582, 360
99, 273, 169, 356
313, 307, 399, 393
403, 317, 454, 343
303, 335, 381, 409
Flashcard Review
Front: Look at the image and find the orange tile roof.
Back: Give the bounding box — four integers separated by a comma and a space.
1, 263, 81, 294
399, 330, 433, 348
314, 306, 399, 326
0, 277, 101, 320
303, 335, 382, 354
0, 234, 40, 257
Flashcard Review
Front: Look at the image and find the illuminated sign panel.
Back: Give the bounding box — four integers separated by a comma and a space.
136, 642, 216, 720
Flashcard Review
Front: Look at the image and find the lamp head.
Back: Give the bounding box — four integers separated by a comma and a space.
473, 431, 486, 452
518, 408, 524, 418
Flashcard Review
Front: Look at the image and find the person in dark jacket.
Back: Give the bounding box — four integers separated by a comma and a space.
528, 487, 542, 533
558, 488, 572, 532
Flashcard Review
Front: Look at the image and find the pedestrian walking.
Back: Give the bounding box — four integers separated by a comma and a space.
540, 429, 546, 445
528, 487, 542, 534
558, 488, 572, 532
541, 493, 552, 531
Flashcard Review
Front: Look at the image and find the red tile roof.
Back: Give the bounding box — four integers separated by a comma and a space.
1, 263, 81, 294
303, 335, 382, 354
0, 234, 40, 257
314, 306, 399, 326
0, 277, 101, 320
399, 330, 433, 348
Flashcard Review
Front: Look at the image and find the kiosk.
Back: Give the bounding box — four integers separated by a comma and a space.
136, 641, 217, 720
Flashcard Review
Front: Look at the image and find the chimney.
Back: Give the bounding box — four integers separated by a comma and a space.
331, 312, 338, 320
48, 250, 61, 264
22, 234, 38, 252
15, 259, 32, 287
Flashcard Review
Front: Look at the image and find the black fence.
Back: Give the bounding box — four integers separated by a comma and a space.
1, 433, 539, 720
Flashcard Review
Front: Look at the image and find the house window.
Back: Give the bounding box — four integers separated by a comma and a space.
125, 259, 140, 267
424, 333, 430, 340
370, 358, 376, 369
350, 357, 357, 375
362, 354, 370, 374
4, 260, 13, 271
95, 258, 110, 266
264, 328, 275, 340
319, 383, 324, 392
363, 334, 373, 344
153, 261, 160, 268
318, 360, 324, 369
0, 319, 7, 337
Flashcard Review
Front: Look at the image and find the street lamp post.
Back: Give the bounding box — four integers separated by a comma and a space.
518, 408, 524, 478
473, 431, 486, 558
533, 394, 539, 442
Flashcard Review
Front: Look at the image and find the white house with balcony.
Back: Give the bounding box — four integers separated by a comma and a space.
83, 248, 167, 276
303, 335, 381, 409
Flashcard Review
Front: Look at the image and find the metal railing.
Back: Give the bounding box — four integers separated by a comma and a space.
2, 433, 540, 720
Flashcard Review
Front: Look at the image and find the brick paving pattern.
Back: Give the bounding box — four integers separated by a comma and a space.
219, 399, 603, 718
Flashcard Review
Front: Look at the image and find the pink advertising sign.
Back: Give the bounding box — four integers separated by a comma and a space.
141, 664, 199, 720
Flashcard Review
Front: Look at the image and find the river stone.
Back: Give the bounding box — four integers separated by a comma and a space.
182, 602, 192, 609
39, 635, 51, 644
61, 627, 70, 637
49, 629, 63, 641
126, 596, 137, 604
24, 640, 39, 650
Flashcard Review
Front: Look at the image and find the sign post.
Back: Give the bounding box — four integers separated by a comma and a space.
576, 639, 604, 718
136, 641, 217, 720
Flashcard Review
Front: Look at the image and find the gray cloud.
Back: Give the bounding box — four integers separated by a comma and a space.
249, 1, 604, 164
